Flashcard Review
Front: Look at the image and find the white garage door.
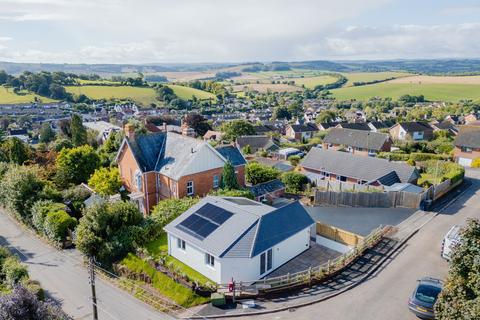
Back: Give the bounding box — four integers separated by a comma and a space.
458, 157, 472, 167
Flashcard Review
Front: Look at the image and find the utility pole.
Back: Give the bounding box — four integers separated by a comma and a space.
89, 256, 99, 320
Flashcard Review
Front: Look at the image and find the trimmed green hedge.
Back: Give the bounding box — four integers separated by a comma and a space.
378, 152, 451, 162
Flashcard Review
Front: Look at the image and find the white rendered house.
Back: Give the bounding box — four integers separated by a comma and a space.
164, 196, 314, 284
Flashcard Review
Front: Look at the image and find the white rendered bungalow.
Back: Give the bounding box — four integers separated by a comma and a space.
164, 196, 315, 284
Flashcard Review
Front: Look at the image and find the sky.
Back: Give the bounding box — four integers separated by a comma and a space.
0, 0, 479, 64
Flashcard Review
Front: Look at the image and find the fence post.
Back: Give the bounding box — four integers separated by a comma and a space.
308, 267, 312, 287
287, 272, 290, 285
327, 259, 331, 274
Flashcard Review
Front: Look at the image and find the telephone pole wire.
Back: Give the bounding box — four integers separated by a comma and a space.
89, 256, 99, 320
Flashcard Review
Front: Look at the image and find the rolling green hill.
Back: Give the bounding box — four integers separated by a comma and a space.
166, 84, 216, 101
0, 86, 57, 104
65, 85, 158, 106
343, 72, 412, 87
331, 82, 480, 102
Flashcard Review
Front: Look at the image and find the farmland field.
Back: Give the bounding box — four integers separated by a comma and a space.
343, 72, 412, 87
331, 82, 480, 102
232, 83, 302, 93
388, 75, 480, 84
166, 84, 216, 100
0, 86, 57, 104
291, 75, 338, 89
158, 71, 215, 82
66, 85, 158, 106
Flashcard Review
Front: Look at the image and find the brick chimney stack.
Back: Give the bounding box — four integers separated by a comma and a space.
124, 123, 135, 139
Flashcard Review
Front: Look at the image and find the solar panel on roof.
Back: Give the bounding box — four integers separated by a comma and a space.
196, 203, 234, 224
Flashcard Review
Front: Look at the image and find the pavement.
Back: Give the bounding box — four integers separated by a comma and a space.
238, 168, 480, 320
0, 212, 173, 320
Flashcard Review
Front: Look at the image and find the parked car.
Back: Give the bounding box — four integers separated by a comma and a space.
408, 277, 443, 319
441, 225, 462, 261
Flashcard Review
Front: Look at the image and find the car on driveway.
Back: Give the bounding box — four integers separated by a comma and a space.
408, 277, 443, 319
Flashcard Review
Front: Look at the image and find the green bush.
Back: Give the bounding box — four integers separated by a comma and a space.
245, 162, 280, 185
288, 155, 301, 166
209, 188, 254, 199
150, 197, 200, 229
281, 171, 308, 193
31, 200, 66, 232
2, 256, 28, 286
421, 160, 465, 185
43, 210, 77, 243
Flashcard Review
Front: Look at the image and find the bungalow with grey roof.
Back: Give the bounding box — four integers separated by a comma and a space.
322, 128, 392, 156
164, 196, 314, 283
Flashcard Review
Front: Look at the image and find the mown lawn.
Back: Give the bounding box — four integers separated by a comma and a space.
166, 84, 216, 101
144, 233, 213, 287
120, 253, 209, 307
0, 86, 57, 104
331, 82, 480, 102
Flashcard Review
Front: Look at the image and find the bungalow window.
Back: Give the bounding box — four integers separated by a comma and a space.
177, 238, 186, 250
213, 175, 220, 189
461, 146, 473, 153
186, 181, 194, 196
336, 175, 347, 182
260, 248, 273, 275
205, 253, 214, 267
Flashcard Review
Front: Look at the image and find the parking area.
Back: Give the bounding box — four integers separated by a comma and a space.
266, 242, 341, 278
305, 206, 417, 236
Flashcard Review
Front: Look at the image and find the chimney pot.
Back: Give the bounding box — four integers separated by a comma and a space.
124, 123, 135, 139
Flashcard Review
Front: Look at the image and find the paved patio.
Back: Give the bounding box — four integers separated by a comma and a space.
266, 242, 341, 278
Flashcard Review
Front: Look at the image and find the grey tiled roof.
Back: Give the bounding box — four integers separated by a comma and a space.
323, 128, 390, 151
127, 133, 166, 172
398, 121, 433, 133
236, 135, 279, 151
164, 196, 314, 259
249, 179, 285, 197
337, 123, 371, 131
454, 127, 480, 148
301, 148, 419, 184
290, 123, 318, 132
216, 145, 247, 166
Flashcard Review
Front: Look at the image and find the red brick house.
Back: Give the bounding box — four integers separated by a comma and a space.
116, 124, 246, 214
453, 126, 480, 167
285, 123, 318, 141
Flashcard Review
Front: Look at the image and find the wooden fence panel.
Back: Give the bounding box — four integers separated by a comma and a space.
314, 190, 423, 208
316, 222, 363, 246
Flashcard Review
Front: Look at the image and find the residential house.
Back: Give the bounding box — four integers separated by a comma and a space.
249, 179, 286, 202
389, 122, 434, 141
317, 122, 342, 131
285, 123, 318, 141
203, 130, 224, 141
236, 135, 279, 153
253, 124, 276, 135
116, 124, 246, 214
335, 122, 371, 131
301, 148, 419, 187
163, 196, 314, 283
367, 121, 392, 132
464, 113, 478, 124
453, 126, 480, 167
322, 128, 392, 156
83, 121, 121, 143
430, 121, 459, 136
444, 115, 461, 125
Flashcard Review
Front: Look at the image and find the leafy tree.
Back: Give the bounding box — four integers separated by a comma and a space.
2, 137, 31, 164
75, 201, 143, 265
43, 210, 77, 243
56, 145, 100, 187
2, 257, 28, 287
88, 167, 121, 196
39, 123, 56, 144
31, 200, 66, 232
70, 114, 87, 147
242, 144, 252, 155
62, 185, 91, 218
281, 171, 308, 193
0, 165, 46, 221
315, 110, 337, 123
183, 113, 212, 136
220, 120, 255, 142
155, 85, 176, 103
52, 138, 73, 152
245, 162, 280, 185
150, 197, 200, 228
220, 161, 239, 190
0, 286, 69, 320
209, 188, 254, 199
435, 219, 480, 319
272, 106, 291, 120
288, 155, 301, 166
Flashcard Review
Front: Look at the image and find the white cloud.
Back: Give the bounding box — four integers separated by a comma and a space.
0, 0, 479, 63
